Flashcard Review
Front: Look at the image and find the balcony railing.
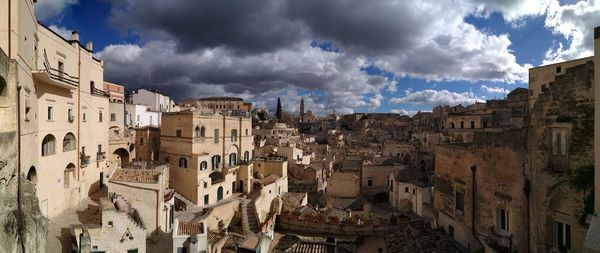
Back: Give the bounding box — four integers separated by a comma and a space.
486, 227, 513, 253
97, 152, 106, 161
32, 49, 79, 89
549, 155, 569, 171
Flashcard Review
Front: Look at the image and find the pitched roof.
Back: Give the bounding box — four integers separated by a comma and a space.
177, 221, 204, 236
110, 168, 161, 184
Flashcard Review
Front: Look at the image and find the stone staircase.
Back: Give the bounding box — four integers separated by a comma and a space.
241, 198, 259, 234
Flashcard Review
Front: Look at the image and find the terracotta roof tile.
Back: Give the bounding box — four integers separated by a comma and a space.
178, 221, 204, 236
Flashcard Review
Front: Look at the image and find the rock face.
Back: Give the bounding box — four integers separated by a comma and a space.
0, 49, 47, 253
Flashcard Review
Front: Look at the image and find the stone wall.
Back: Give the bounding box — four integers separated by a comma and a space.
529, 59, 595, 253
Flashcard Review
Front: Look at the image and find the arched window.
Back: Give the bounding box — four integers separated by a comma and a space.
231, 129, 238, 142
194, 126, 201, 138
0, 76, 6, 97
42, 134, 56, 156
200, 161, 208, 171
179, 157, 188, 168
63, 133, 76, 152
201, 127, 206, 137
229, 153, 237, 166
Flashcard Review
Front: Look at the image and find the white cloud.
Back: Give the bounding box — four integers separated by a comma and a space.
480, 84, 509, 94
390, 89, 482, 107
390, 109, 418, 116
48, 25, 71, 40
34, 0, 78, 22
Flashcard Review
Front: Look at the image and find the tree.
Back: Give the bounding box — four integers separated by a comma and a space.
276, 97, 282, 121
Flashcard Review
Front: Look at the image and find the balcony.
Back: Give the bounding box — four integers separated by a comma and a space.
549, 155, 569, 172
32, 49, 79, 89
486, 227, 513, 253
81, 154, 90, 168
97, 152, 106, 161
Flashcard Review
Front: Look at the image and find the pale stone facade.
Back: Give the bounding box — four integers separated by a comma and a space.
181, 96, 252, 113
160, 110, 253, 206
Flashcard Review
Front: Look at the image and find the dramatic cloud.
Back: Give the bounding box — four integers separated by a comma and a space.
480, 84, 510, 94
34, 0, 77, 22
390, 89, 482, 107
99, 0, 538, 114
543, 0, 600, 63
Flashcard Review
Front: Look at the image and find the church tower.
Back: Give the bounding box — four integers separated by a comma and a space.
300, 97, 305, 122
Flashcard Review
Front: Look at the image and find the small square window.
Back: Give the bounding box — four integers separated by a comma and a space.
556, 66, 562, 73
108, 221, 113, 228
176, 129, 182, 137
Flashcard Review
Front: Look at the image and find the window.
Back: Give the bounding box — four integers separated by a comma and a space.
47, 106, 53, 121
139, 137, 144, 145
470, 121, 475, 129
460, 121, 464, 129
110, 113, 116, 121
177, 247, 187, 253
201, 127, 206, 137
448, 225, 454, 238
244, 151, 250, 162
98, 144, 102, 153
231, 129, 238, 142
551, 129, 568, 156
62, 133, 76, 152
455, 191, 464, 213
150, 115, 153, 124
214, 129, 220, 143
194, 126, 201, 138
497, 208, 509, 232
556, 66, 562, 73
405, 187, 409, 193
200, 161, 208, 171
58, 61, 64, 75
176, 129, 182, 137
83, 112, 86, 122
42, 134, 56, 156
450, 122, 455, 129
412, 189, 416, 195
553, 221, 571, 251
212, 155, 221, 170
108, 221, 113, 228
68, 109, 74, 122
137, 115, 140, 122
204, 194, 209, 205
179, 158, 188, 168
229, 153, 237, 166
99, 110, 103, 122
245, 129, 248, 136
367, 179, 373, 187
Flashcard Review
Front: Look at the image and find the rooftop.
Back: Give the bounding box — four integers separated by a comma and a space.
197, 96, 244, 102
177, 221, 204, 236
110, 168, 162, 184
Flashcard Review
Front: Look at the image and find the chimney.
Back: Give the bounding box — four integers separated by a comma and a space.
86, 41, 93, 52
71, 31, 79, 42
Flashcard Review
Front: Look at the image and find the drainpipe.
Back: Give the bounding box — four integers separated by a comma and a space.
471, 165, 476, 236
8, 0, 11, 57
77, 47, 81, 181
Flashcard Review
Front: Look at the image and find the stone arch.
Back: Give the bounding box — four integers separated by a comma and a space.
0, 76, 6, 96
64, 163, 76, 188
113, 148, 130, 167
63, 132, 76, 152
26, 166, 37, 184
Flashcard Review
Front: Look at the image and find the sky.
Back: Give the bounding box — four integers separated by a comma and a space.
36, 0, 600, 116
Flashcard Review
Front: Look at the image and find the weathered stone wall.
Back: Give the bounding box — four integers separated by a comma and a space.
0, 50, 47, 253
529, 60, 595, 253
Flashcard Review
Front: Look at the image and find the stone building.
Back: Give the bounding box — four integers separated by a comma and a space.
172, 219, 208, 253
108, 161, 175, 235
103, 81, 125, 103
360, 165, 406, 201
135, 125, 160, 161
160, 110, 254, 206
131, 88, 179, 113
108, 83, 135, 168
434, 130, 529, 253
181, 96, 252, 113
125, 103, 161, 128
389, 167, 432, 218
528, 54, 595, 252
71, 194, 146, 253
